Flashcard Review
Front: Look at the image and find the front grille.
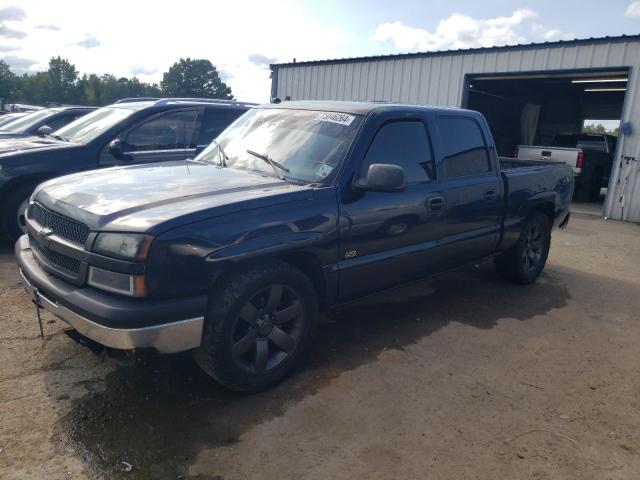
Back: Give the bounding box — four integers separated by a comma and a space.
29, 203, 90, 246
31, 237, 82, 275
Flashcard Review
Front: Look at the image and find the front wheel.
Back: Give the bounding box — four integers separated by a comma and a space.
194, 260, 318, 392
494, 212, 551, 285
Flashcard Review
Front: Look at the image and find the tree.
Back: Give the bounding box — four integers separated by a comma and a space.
583, 123, 607, 134
161, 58, 233, 99
0, 60, 16, 105
47, 56, 79, 104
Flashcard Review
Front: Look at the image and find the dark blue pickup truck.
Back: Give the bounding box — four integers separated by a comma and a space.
16, 101, 572, 391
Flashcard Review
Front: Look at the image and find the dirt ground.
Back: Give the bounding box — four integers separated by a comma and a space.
1, 213, 639, 480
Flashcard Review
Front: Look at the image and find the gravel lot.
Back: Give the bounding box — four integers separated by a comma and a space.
1, 213, 639, 479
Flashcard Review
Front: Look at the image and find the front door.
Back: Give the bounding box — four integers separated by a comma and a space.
337, 116, 446, 301
99, 109, 200, 167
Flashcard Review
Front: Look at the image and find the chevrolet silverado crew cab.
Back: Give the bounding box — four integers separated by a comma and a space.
0, 98, 254, 241
17, 101, 573, 391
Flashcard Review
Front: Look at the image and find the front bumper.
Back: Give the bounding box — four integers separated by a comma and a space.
16, 236, 207, 353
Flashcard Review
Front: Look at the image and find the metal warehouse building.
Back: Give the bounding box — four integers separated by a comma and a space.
270, 35, 640, 223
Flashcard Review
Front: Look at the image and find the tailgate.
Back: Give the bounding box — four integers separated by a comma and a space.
515, 146, 582, 173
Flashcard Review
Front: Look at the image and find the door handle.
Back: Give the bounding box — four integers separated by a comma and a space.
483, 189, 497, 201
427, 196, 445, 211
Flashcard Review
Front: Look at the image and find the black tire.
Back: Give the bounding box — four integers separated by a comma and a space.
494, 212, 551, 285
573, 183, 590, 202
194, 260, 318, 392
588, 169, 604, 202
1, 184, 35, 243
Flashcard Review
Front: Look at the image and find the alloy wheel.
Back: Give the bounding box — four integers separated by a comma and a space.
231, 284, 304, 374
522, 223, 543, 271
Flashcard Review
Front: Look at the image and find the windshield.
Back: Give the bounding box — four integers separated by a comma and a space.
0, 114, 24, 128
53, 106, 138, 144
196, 108, 363, 184
0, 109, 53, 133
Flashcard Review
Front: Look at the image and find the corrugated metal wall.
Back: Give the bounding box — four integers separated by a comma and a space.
273, 39, 640, 223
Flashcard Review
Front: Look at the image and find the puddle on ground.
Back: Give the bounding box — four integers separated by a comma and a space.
46, 264, 570, 479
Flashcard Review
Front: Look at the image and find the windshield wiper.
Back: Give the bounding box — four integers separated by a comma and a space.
246, 149, 290, 180
218, 142, 229, 167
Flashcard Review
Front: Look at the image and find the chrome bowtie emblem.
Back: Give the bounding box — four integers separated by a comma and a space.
39, 227, 53, 236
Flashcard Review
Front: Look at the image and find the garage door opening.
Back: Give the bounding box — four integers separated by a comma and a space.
463, 70, 628, 214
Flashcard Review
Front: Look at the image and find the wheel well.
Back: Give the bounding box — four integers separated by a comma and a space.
531, 202, 554, 226
274, 252, 327, 307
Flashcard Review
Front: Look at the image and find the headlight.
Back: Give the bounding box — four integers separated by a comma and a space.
88, 266, 146, 297
93, 233, 153, 260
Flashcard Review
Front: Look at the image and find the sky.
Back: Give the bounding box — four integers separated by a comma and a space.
1, 0, 639, 103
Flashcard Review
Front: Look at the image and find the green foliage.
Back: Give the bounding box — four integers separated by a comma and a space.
1, 56, 233, 107
583, 123, 619, 136
161, 58, 233, 99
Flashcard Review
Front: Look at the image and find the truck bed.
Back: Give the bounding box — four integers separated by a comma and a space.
497, 157, 573, 252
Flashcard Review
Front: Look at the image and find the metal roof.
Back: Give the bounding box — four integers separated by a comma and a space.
271, 33, 640, 69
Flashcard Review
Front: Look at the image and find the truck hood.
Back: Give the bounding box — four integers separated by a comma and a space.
34, 160, 312, 232
0, 135, 70, 155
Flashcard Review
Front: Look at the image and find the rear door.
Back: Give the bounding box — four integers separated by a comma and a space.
434, 115, 503, 266
338, 112, 446, 300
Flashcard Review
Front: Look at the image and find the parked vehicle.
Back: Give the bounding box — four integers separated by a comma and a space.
0, 107, 96, 139
16, 101, 572, 391
0, 98, 255, 240
513, 133, 616, 202
0, 112, 26, 128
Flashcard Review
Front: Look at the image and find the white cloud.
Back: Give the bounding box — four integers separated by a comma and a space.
73, 34, 100, 48
10, 0, 351, 102
543, 29, 561, 40
248, 53, 278, 67
0, 23, 26, 39
130, 65, 158, 76
626, 1, 640, 17
374, 8, 540, 51
34, 24, 60, 31
0, 6, 25, 22
1, 55, 38, 74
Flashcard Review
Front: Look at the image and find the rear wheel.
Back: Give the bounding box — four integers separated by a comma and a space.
194, 260, 318, 392
494, 212, 551, 284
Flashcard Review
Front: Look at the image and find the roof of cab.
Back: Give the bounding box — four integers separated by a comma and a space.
260, 99, 469, 116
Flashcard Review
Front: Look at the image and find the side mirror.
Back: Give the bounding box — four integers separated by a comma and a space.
108, 138, 129, 160
354, 163, 407, 193
37, 125, 53, 136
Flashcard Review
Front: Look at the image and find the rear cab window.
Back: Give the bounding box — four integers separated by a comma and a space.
436, 116, 492, 178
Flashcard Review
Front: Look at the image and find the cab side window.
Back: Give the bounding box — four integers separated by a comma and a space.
126, 110, 199, 151
46, 113, 82, 131
437, 117, 491, 178
361, 121, 435, 183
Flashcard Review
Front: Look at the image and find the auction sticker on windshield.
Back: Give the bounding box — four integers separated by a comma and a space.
315, 163, 334, 178
317, 112, 355, 126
